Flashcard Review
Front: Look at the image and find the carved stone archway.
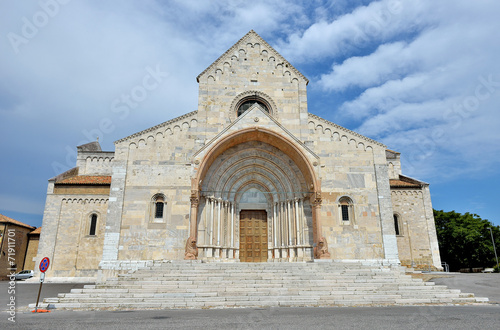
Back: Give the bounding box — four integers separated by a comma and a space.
229, 91, 278, 122
189, 128, 322, 261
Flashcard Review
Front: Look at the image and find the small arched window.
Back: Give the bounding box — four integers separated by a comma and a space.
155, 196, 165, 219
151, 194, 167, 223
338, 196, 354, 223
394, 214, 403, 236
89, 213, 97, 236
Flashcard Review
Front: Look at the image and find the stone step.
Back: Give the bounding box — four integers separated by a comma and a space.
59, 287, 468, 299
130, 270, 407, 275
133, 268, 405, 274
107, 281, 407, 287
40, 295, 487, 310
118, 276, 409, 282
70, 285, 457, 295
85, 285, 439, 292
104, 278, 419, 284
108, 275, 418, 281
52, 293, 476, 304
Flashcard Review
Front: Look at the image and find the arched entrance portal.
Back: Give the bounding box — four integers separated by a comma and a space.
191, 128, 321, 262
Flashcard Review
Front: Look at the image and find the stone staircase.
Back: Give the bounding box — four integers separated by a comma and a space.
37, 261, 488, 310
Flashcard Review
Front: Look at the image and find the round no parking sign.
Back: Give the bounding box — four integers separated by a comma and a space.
39, 257, 50, 273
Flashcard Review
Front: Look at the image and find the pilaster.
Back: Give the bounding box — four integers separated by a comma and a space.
374, 164, 399, 263
100, 160, 126, 262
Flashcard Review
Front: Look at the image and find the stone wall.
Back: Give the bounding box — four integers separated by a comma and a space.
386, 150, 402, 179
76, 151, 114, 175
36, 187, 108, 277
305, 115, 398, 262
104, 115, 198, 263
0, 223, 33, 279
392, 188, 442, 270
23, 234, 39, 271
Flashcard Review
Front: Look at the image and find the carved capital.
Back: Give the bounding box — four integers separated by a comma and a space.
312, 191, 322, 206
190, 189, 200, 206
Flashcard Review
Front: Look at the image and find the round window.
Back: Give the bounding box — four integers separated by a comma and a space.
237, 100, 269, 116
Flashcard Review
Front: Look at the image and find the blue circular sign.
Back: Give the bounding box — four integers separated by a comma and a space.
39, 257, 50, 273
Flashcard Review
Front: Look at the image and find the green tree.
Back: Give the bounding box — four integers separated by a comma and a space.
434, 210, 500, 271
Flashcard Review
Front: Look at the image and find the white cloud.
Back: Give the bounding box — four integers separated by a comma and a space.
277, 0, 500, 180
277, 0, 432, 62
318, 41, 411, 91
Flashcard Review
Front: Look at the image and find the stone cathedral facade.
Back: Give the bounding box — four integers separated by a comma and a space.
36, 31, 442, 279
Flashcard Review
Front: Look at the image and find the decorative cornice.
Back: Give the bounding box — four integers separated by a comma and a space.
115, 111, 197, 144
196, 30, 309, 84
61, 198, 109, 204
391, 190, 423, 195
308, 113, 386, 148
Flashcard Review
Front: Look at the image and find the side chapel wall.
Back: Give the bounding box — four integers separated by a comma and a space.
305, 115, 398, 261
392, 187, 442, 270
105, 114, 199, 262
36, 190, 108, 278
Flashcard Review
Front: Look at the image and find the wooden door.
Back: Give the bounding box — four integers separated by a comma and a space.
239, 210, 268, 262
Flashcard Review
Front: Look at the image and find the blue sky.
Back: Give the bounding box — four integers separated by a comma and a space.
1, 0, 499, 228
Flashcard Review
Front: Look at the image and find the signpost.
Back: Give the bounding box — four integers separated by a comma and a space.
39, 257, 49, 273
33, 257, 50, 313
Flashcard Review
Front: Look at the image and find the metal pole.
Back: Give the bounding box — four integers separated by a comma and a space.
35, 280, 43, 312
488, 227, 499, 270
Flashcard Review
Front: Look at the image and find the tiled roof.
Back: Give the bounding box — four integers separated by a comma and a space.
390, 179, 422, 188
29, 227, 42, 235
0, 213, 36, 230
56, 175, 112, 185
390, 175, 427, 188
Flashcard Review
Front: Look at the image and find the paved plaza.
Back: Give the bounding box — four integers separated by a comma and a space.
1, 305, 499, 329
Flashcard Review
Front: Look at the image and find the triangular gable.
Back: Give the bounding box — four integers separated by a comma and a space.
192, 104, 319, 161
77, 141, 102, 152
196, 30, 308, 85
